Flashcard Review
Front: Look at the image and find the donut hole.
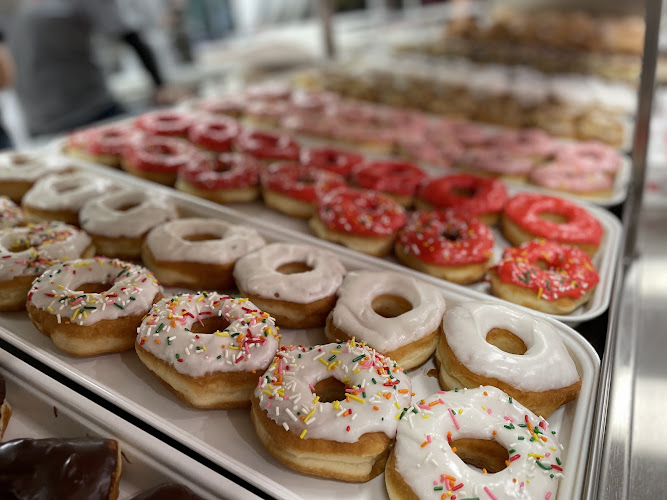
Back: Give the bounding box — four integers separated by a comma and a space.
276, 262, 313, 275
53, 180, 80, 194
312, 377, 348, 404
10, 153, 31, 165
190, 316, 231, 334
538, 212, 569, 224
440, 227, 462, 241
371, 295, 413, 318
214, 160, 233, 173
115, 203, 140, 212
451, 187, 476, 198
181, 233, 221, 242
449, 438, 509, 474
486, 328, 528, 355
76, 282, 114, 294
8, 240, 35, 252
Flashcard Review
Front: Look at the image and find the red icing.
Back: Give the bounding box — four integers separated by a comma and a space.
123, 135, 197, 173
187, 116, 240, 152
235, 130, 300, 162
260, 162, 346, 202
134, 111, 193, 137
418, 174, 507, 219
316, 187, 406, 236
504, 193, 603, 247
300, 147, 364, 177
352, 160, 428, 197
397, 210, 494, 265
178, 152, 260, 190
493, 240, 599, 301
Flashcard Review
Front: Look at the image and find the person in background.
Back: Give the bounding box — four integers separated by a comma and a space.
0, 33, 14, 150
5, 0, 173, 137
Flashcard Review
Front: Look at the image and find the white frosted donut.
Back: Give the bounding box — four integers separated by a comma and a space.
26, 257, 162, 355
325, 270, 445, 370
386, 386, 565, 500
437, 302, 581, 417
251, 340, 413, 482
233, 242, 346, 328
142, 217, 265, 290
0, 197, 25, 228
136, 292, 279, 409
0, 151, 67, 202
79, 189, 178, 259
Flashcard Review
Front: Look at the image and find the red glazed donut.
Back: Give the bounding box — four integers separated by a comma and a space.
235, 130, 300, 163
351, 160, 428, 207
175, 152, 261, 204
187, 115, 240, 153
122, 135, 198, 186
309, 186, 406, 256
134, 110, 193, 137
260, 162, 346, 219
416, 174, 508, 225
65, 124, 137, 168
502, 192, 603, 256
488, 239, 599, 315
300, 146, 364, 178
395, 210, 494, 284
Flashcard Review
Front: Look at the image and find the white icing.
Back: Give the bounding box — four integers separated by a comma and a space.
0, 151, 68, 182
0, 222, 92, 280
394, 386, 563, 500
509, 68, 549, 106
233, 243, 346, 304
137, 293, 279, 376
443, 302, 580, 392
144, 218, 265, 265
21, 171, 115, 211
28, 257, 161, 326
332, 271, 446, 352
79, 188, 178, 238
255, 340, 412, 442
0, 197, 24, 228
467, 65, 510, 97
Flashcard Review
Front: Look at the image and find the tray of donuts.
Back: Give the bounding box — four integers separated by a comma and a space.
0, 346, 251, 499
0, 160, 598, 500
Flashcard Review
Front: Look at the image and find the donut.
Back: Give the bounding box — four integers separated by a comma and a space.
250, 340, 413, 482
79, 188, 178, 260
436, 301, 581, 417
456, 148, 535, 182
244, 82, 293, 102
0, 374, 11, 440
489, 239, 600, 315
0, 151, 68, 202
27, 257, 162, 355
65, 124, 138, 167
21, 171, 115, 226
121, 135, 199, 186
502, 192, 603, 256
243, 100, 290, 128
260, 162, 346, 219
310, 186, 407, 257
325, 271, 445, 370
233, 242, 346, 328
554, 140, 622, 176
528, 161, 615, 197
416, 174, 508, 225
300, 146, 364, 178
0, 196, 25, 228
134, 110, 193, 137
235, 129, 300, 164
485, 128, 558, 160
351, 160, 428, 207
0, 438, 121, 500
395, 210, 494, 284
187, 115, 240, 153
175, 152, 261, 204
0, 222, 94, 311
196, 95, 247, 118
386, 386, 566, 500
135, 292, 279, 408
141, 218, 265, 290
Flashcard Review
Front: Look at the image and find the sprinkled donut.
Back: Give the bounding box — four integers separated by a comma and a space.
325, 271, 445, 370
142, 218, 265, 290
79, 188, 178, 259
502, 192, 603, 256
529, 162, 615, 197
136, 292, 279, 408
251, 340, 413, 482
187, 115, 240, 153
300, 146, 364, 178
65, 124, 138, 168
489, 240, 599, 315
235, 129, 300, 164
310, 186, 407, 257
351, 160, 428, 207
0, 222, 94, 311
27, 257, 162, 356
134, 110, 193, 137
0, 197, 25, 228
0, 151, 68, 202
175, 152, 261, 204
121, 135, 199, 186
386, 386, 566, 500
395, 210, 494, 284
436, 301, 581, 417
233, 242, 346, 328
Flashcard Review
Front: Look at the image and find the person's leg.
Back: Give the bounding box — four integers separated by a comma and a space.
0, 124, 12, 151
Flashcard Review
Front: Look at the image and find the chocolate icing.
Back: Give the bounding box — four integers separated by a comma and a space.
131, 483, 204, 500
0, 437, 119, 500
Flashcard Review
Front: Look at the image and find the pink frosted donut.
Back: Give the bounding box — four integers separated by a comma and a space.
529, 162, 615, 195
457, 148, 534, 180
555, 141, 622, 175
449, 121, 491, 147
486, 128, 558, 158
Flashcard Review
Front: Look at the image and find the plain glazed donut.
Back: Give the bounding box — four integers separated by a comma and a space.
0, 197, 25, 228
134, 110, 193, 137
136, 292, 279, 408
141, 218, 265, 290
187, 115, 240, 153
502, 192, 604, 256
79, 189, 178, 260
325, 270, 445, 370
489, 239, 599, 315
175, 152, 261, 204
235, 129, 300, 164
395, 210, 494, 284
300, 146, 364, 178
386, 386, 566, 500
121, 135, 199, 186
351, 160, 428, 207
27, 257, 162, 356
0, 151, 68, 202
0, 222, 94, 311
233, 242, 346, 328
251, 340, 412, 482
436, 301, 581, 417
